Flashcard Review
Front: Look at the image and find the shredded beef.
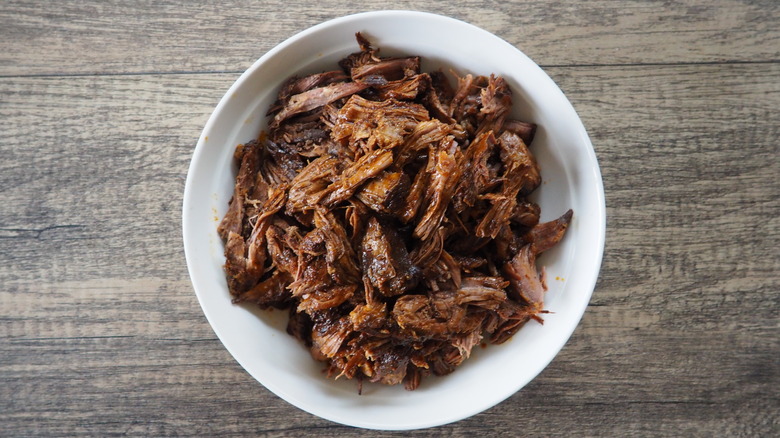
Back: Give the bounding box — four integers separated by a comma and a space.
219, 33, 573, 391
361, 217, 419, 297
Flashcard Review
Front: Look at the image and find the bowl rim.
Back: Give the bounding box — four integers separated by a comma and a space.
183, 9, 606, 430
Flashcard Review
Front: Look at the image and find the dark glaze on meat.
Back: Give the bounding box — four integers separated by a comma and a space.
219, 33, 572, 391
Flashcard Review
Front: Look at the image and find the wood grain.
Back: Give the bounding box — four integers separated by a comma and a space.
1, 56, 778, 435
1, 0, 779, 76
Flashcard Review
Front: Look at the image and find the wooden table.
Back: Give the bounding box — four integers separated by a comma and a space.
2, 2, 777, 436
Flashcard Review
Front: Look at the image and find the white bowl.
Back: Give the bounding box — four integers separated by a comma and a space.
183, 10, 605, 430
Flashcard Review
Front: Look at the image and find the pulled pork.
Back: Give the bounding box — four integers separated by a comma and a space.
219, 33, 573, 391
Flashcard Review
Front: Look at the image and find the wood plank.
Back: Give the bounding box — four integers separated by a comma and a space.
1, 64, 778, 435
1, 0, 778, 76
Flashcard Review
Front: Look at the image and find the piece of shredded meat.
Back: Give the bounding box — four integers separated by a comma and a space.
219, 33, 573, 391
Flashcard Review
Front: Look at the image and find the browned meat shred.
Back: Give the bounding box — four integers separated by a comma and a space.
219, 33, 573, 391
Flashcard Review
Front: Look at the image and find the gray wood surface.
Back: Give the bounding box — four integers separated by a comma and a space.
1, 1, 778, 436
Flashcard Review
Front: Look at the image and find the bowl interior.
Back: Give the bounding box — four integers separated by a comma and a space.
183, 10, 605, 430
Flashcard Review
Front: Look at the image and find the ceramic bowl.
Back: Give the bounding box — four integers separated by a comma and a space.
183, 10, 605, 430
